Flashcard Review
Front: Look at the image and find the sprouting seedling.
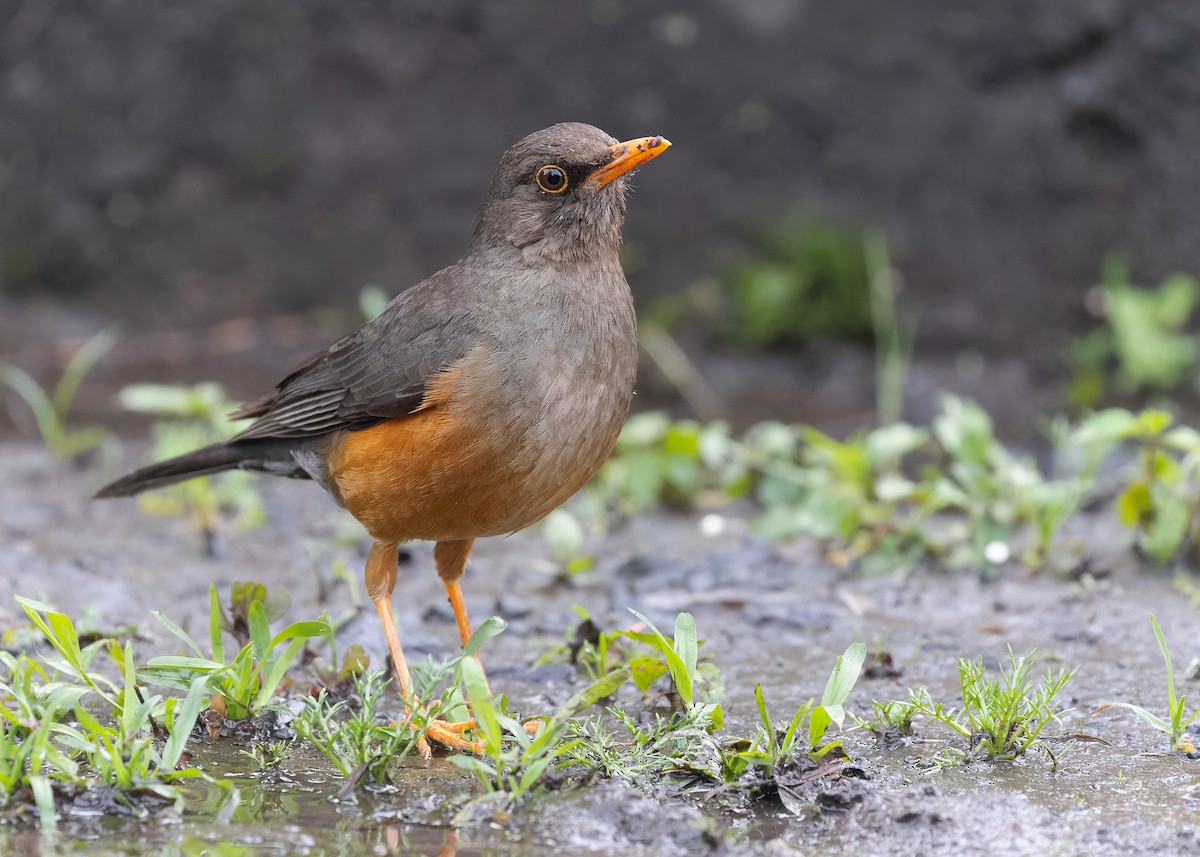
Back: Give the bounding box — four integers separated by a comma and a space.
1091, 614, 1199, 753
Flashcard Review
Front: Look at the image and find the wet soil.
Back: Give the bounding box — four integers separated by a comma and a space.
2, 440, 1199, 856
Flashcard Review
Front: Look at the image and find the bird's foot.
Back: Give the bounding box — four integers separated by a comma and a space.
425, 717, 484, 756
394, 707, 484, 758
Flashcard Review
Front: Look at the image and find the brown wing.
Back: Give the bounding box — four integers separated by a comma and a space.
230, 266, 481, 441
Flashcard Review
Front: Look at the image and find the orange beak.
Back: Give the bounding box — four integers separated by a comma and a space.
586, 135, 672, 188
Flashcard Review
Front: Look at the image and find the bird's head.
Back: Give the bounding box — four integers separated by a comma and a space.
470, 122, 670, 265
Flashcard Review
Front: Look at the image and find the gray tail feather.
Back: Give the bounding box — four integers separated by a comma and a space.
95, 442, 264, 498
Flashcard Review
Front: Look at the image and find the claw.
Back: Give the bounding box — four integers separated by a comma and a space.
427, 720, 485, 755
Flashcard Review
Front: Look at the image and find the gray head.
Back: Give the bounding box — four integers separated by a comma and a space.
469, 122, 670, 265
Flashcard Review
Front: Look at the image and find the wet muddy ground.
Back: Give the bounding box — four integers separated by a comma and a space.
2, 440, 1199, 856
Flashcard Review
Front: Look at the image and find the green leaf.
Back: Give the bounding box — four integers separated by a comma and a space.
255, 636, 309, 709
151, 611, 205, 659
629, 610, 692, 706
1096, 701, 1170, 735
462, 616, 507, 659
822, 643, 867, 712
209, 585, 224, 664
808, 704, 832, 749
460, 658, 500, 754
754, 684, 776, 757
159, 680, 208, 771
145, 655, 226, 672
265, 620, 332, 652
548, 667, 630, 733
1116, 482, 1151, 528
1141, 494, 1189, 563
865, 423, 929, 467
1071, 408, 1137, 447
29, 775, 56, 833
628, 655, 669, 692
0, 365, 60, 446
248, 600, 270, 662
673, 613, 698, 696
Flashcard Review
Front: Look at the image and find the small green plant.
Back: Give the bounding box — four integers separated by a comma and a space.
864, 648, 1076, 766
1071, 408, 1200, 563
0, 326, 118, 460
242, 739, 290, 771
1068, 257, 1200, 408
7, 597, 233, 827
117, 382, 265, 552
141, 583, 330, 721
1092, 614, 1199, 753
718, 643, 866, 782
451, 660, 630, 823
538, 608, 724, 706
592, 412, 745, 514
293, 670, 418, 791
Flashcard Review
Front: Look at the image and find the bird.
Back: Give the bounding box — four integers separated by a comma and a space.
95, 122, 671, 756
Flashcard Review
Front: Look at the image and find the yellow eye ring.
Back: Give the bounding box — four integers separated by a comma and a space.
535, 165, 568, 194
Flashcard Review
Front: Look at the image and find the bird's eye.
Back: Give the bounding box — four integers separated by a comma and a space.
535, 165, 568, 194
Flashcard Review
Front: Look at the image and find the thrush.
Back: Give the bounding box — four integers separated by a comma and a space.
95, 122, 671, 755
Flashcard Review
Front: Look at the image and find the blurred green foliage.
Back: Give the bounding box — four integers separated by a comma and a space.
0, 326, 118, 461
1069, 257, 1200, 408
564, 399, 1200, 573
725, 213, 873, 349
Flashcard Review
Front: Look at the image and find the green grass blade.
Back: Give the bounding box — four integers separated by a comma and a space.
754, 684, 777, 757
120, 641, 137, 736
52, 326, 118, 418
29, 775, 57, 833
161, 678, 210, 771
781, 700, 814, 755
248, 600, 271, 663
145, 655, 225, 671
462, 616, 508, 659
0, 365, 60, 445
151, 611, 205, 659
543, 667, 631, 738
1095, 701, 1171, 734
209, 585, 224, 663
255, 636, 309, 709
1149, 614, 1177, 712
265, 620, 333, 651
461, 657, 500, 754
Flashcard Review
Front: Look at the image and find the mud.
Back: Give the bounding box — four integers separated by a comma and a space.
1, 440, 1199, 856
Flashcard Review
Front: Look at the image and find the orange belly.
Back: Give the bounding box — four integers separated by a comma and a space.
326, 406, 603, 544
329, 408, 495, 542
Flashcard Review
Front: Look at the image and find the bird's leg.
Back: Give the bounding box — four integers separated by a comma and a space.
434, 539, 493, 696
366, 540, 482, 757
435, 539, 541, 737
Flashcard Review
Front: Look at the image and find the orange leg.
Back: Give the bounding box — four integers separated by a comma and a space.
366, 540, 482, 757
435, 539, 492, 697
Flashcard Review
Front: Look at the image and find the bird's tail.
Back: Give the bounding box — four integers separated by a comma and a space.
94, 442, 252, 498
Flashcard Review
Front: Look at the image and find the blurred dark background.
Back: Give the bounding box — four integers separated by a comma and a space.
2, 0, 1199, 435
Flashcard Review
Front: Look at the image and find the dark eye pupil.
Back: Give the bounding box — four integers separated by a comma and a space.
541, 168, 563, 188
